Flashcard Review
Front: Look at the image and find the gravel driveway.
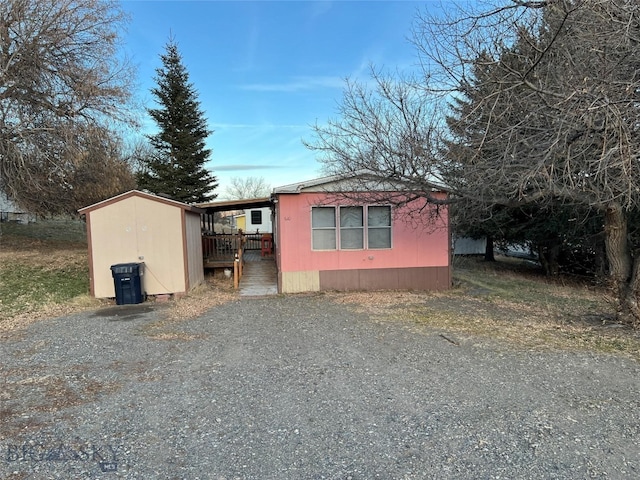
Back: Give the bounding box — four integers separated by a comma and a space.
1, 295, 639, 479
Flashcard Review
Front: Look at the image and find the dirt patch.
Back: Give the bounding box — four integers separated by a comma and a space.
139, 272, 238, 340
0, 364, 122, 439
325, 271, 640, 360
92, 304, 158, 321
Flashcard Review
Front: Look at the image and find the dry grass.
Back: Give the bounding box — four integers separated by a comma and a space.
0, 220, 241, 339
0, 222, 103, 335
0, 297, 103, 338
327, 257, 640, 360
0, 364, 122, 439
3, 221, 639, 359
141, 272, 238, 340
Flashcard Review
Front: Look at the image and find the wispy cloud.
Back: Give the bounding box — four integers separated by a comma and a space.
234, 10, 260, 73
214, 164, 286, 172
239, 75, 344, 92
211, 123, 309, 130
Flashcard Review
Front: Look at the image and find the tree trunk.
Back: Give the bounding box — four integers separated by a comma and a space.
484, 235, 495, 262
593, 233, 607, 279
624, 255, 640, 328
537, 238, 561, 276
604, 203, 640, 326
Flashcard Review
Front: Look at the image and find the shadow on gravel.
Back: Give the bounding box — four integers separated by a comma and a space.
91, 304, 158, 321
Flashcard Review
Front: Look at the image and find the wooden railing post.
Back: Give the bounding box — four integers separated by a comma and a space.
233, 252, 239, 289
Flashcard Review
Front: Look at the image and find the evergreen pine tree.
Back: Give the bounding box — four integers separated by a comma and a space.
137, 40, 218, 203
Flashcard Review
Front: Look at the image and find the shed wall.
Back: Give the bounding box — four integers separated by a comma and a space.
185, 211, 205, 290
88, 196, 186, 297
244, 207, 272, 233
236, 215, 246, 232
453, 236, 486, 255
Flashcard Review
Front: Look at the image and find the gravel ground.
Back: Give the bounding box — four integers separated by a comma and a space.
1, 294, 639, 479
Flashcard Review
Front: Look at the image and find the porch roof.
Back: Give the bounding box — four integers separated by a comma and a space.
196, 197, 272, 213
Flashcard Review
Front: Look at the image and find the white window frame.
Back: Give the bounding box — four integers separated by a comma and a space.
311, 205, 393, 251
311, 206, 337, 250
339, 206, 364, 250
366, 205, 392, 249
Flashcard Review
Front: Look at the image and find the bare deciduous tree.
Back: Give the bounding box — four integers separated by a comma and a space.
0, 0, 136, 214
224, 176, 271, 200
441, 1, 640, 324
307, 0, 640, 326
15, 127, 136, 214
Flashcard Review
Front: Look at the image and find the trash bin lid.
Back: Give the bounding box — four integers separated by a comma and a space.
110, 262, 144, 275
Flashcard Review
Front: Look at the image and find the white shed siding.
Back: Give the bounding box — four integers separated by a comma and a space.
80, 191, 205, 299
88, 196, 186, 297
452, 236, 486, 255
185, 211, 204, 290
245, 207, 272, 233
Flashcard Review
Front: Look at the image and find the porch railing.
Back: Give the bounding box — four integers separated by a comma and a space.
202, 234, 245, 288
241, 233, 264, 251
202, 234, 244, 259
202, 233, 274, 289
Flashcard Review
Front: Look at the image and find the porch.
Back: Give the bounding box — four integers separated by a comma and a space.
197, 196, 277, 295
202, 233, 272, 267
202, 233, 277, 296
239, 250, 278, 296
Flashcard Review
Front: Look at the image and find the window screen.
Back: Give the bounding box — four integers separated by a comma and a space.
311, 207, 336, 250
367, 206, 391, 248
340, 206, 364, 249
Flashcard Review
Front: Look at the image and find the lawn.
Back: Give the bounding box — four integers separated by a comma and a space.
0, 219, 97, 332
0, 218, 237, 335
329, 256, 640, 360
1, 219, 639, 360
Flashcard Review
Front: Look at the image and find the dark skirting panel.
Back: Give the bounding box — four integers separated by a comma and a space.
319, 266, 451, 291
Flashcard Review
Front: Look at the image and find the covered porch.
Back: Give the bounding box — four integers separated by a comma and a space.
197, 197, 277, 295
201, 232, 272, 269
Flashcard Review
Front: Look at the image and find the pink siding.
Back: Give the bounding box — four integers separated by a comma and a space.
276, 192, 449, 274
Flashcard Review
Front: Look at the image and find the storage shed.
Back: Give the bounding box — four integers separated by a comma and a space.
78, 190, 205, 299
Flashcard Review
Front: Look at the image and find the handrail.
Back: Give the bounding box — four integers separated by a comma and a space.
233, 243, 244, 289
201, 233, 247, 289
202, 233, 243, 258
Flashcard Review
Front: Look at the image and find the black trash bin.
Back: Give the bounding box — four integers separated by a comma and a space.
110, 263, 145, 305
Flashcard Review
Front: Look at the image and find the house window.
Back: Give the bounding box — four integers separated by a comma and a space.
250, 210, 262, 225
367, 206, 391, 249
311, 207, 336, 250
311, 205, 392, 250
340, 206, 364, 249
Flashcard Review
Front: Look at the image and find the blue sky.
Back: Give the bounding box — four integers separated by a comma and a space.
121, 1, 430, 197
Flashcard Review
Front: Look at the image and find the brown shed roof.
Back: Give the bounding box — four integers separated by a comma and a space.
78, 190, 206, 215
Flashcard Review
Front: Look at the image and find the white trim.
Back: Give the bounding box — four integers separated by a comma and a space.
310, 204, 393, 251
311, 205, 337, 251
273, 170, 448, 194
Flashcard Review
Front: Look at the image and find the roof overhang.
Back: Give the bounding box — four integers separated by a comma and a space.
272, 170, 449, 195
78, 190, 206, 215
196, 197, 273, 213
